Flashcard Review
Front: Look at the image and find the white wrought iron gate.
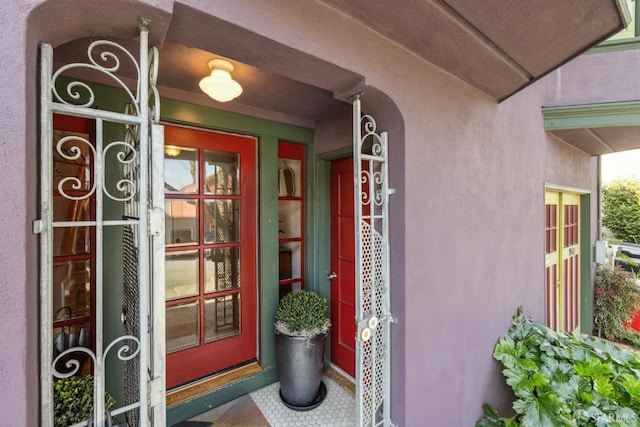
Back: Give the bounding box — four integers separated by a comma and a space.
36, 19, 166, 426
353, 95, 396, 427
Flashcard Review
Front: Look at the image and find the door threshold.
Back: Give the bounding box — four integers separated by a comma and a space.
326, 365, 355, 397
166, 361, 262, 407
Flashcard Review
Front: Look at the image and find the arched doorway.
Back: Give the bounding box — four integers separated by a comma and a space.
29, 2, 406, 424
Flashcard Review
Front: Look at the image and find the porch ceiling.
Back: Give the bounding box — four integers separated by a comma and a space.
547, 127, 640, 155
51, 0, 628, 127
52, 37, 352, 129
543, 102, 640, 155
318, 0, 628, 101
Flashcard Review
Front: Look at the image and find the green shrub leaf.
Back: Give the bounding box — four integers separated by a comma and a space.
593, 264, 640, 347
513, 392, 574, 427
53, 375, 114, 426
477, 310, 640, 427
574, 359, 612, 379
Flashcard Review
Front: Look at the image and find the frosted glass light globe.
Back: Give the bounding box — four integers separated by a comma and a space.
199, 59, 243, 102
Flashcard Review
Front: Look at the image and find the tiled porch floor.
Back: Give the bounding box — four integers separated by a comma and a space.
181, 371, 355, 426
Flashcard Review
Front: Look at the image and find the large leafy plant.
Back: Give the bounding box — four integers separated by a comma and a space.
594, 264, 640, 348
477, 310, 640, 427
275, 290, 330, 337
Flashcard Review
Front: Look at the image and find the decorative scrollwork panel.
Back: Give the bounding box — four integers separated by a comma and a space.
40, 19, 164, 427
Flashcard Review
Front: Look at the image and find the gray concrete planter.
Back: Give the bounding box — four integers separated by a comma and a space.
275, 331, 327, 410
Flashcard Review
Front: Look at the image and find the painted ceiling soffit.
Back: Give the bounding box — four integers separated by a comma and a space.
543, 101, 640, 155
318, 0, 629, 101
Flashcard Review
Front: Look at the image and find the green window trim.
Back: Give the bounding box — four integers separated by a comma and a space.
542, 101, 640, 131
589, 0, 638, 53
588, 36, 640, 54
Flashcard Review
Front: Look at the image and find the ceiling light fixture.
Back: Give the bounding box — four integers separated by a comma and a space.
199, 59, 243, 102
164, 145, 181, 157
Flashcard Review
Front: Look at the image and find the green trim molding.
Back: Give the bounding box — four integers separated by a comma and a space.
543, 101, 640, 130
587, 0, 638, 54
579, 193, 593, 336
615, 0, 634, 31
588, 36, 640, 54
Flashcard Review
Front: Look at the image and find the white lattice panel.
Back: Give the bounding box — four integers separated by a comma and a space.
353, 95, 395, 427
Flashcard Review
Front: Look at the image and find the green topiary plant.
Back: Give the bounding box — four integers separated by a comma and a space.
53, 375, 115, 427
274, 290, 330, 337
594, 264, 640, 348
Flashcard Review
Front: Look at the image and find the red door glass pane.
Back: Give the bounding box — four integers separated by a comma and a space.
51, 114, 96, 370
164, 125, 256, 388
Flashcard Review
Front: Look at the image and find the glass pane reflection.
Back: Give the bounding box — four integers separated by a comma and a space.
53, 226, 91, 256
278, 200, 301, 239
204, 200, 239, 243
204, 294, 240, 343
166, 301, 200, 353
205, 247, 240, 293
278, 158, 300, 197
52, 260, 91, 320
53, 195, 91, 222
165, 147, 197, 194
165, 199, 198, 245
204, 150, 239, 195
165, 250, 199, 300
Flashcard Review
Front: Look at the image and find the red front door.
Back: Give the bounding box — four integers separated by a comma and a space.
330, 157, 356, 378
164, 125, 257, 388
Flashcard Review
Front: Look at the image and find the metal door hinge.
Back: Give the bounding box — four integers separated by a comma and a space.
148, 207, 163, 236
148, 376, 164, 408
32, 219, 44, 234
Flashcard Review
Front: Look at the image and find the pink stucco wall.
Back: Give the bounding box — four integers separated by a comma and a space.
398, 80, 594, 424
0, 1, 614, 425
0, 2, 39, 426
545, 48, 640, 106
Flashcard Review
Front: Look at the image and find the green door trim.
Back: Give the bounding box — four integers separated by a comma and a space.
579, 193, 593, 336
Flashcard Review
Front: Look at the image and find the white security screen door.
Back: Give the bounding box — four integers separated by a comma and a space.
352, 95, 395, 427
37, 19, 166, 426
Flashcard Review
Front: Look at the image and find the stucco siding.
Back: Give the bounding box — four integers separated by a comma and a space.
0, 4, 39, 426
0, 1, 609, 426
545, 48, 640, 106
401, 83, 544, 425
